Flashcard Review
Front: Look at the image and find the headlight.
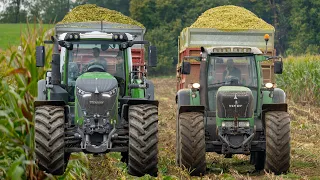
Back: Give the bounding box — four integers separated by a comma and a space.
265, 83, 274, 88
76, 87, 92, 97
192, 83, 200, 89
221, 121, 250, 127
238, 121, 250, 127
102, 87, 117, 97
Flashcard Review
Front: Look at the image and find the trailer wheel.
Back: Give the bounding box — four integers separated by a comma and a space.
128, 104, 158, 177
175, 110, 180, 166
178, 112, 206, 176
35, 105, 67, 175
265, 111, 290, 174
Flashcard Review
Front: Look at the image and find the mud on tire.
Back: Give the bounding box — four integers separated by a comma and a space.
35, 105, 67, 175
128, 104, 158, 177
265, 111, 290, 175
178, 112, 206, 176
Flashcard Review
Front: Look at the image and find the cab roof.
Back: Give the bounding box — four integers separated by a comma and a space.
58, 31, 134, 41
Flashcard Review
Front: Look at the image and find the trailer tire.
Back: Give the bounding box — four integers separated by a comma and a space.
128, 104, 158, 177
35, 105, 67, 175
178, 112, 206, 176
265, 111, 290, 174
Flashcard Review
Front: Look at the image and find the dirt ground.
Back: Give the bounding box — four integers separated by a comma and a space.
89, 77, 320, 180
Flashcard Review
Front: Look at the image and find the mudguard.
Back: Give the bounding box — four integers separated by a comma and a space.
119, 98, 159, 106
176, 89, 204, 114
178, 105, 205, 114
34, 100, 66, 107
145, 80, 155, 100
176, 89, 191, 106
37, 79, 46, 100
273, 88, 286, 103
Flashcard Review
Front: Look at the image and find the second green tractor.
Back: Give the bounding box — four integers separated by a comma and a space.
176, 46, 290, 175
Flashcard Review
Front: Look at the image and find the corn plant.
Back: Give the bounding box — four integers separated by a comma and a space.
276, 55, 320, 105
0, 22, 90, 180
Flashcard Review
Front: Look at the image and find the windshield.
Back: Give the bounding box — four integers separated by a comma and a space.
207, 56, 258, 87
66, 42, 125, 86
207, 55, 258, 111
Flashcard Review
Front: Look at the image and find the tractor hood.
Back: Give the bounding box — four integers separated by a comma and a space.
75, 72, 118, 118
76, 72, 117, 93
216, 86, 254, 118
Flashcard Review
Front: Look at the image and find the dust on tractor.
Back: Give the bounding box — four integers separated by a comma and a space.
175, 45, 290, 175
34, 31, 159, 176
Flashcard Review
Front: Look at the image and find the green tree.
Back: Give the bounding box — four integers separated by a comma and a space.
0, 0, 26, 23
41, 0, 70, 23
288, 0, 320, 55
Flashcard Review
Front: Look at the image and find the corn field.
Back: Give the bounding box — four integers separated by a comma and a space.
0, 23, 90, 180
276, 55, 320, 105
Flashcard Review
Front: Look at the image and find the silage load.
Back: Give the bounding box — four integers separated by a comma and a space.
190, 5, 274, 30
59, 4, 144, 28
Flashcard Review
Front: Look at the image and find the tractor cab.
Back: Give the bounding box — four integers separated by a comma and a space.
205, 47, 261, 113
58, 32, 130, 102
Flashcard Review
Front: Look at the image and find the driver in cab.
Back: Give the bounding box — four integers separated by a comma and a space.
90, 47, 107, 71
223, 58, 241, 82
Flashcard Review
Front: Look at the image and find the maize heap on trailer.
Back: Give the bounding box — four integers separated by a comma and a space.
56, 4, 147, 75
34, 30, 159, 177
176, 5, 290, 176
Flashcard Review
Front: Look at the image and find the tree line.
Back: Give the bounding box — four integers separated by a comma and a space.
1, 0, 319, 75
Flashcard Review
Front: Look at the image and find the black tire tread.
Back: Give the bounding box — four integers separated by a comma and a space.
265, 111, 291, 175
128, 104, 158, 177
35, 105, 67, 175
178, 112, 206, 176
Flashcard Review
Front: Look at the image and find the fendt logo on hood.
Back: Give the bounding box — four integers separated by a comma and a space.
229, 104, 243, 108
229, 94, 242, 108
89, 101, 104, 105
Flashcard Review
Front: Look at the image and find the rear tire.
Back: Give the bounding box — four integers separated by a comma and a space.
35, 105, 67, 175
128, 104, 158, 177
178, 112, 206, 176
265, 111, 290, 174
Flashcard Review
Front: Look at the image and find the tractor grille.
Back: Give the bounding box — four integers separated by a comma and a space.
216, 91, 253, 118
77, 93, 117, 116
75, 77, 118, 117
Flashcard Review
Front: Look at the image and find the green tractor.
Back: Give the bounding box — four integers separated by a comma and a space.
34, 31, 159, 176
176, 46, 290, 175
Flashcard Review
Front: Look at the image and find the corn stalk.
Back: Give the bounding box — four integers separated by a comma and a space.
0, 22, 90, 180
276, 55, 320, 105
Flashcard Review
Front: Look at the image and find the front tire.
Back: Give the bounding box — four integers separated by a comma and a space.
35, 105, 67, 175
265, 111, 290, 174
128, 104, 158, 177
178, 112, 206, 176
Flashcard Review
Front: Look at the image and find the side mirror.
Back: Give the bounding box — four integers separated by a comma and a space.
36, 46, 45, 67
181, 61, 191, 75
148, 46, 157, 67
274, 61, 283, 74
